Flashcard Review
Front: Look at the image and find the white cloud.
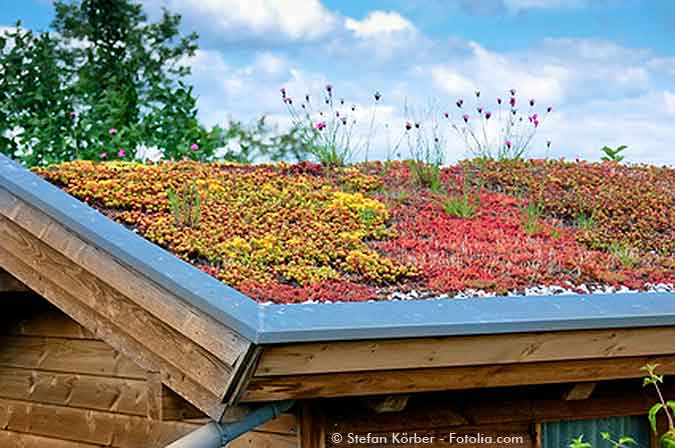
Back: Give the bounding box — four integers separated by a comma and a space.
504, 0, 588, 9
144, 0, 337, 44
664, 91, 675, 116
345, 11, 416, 39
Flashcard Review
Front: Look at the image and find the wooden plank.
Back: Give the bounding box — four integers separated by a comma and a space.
256, 327, 675, 377
4, 308, 95, 339
562, 382, 596, 400
0, 430, 102, 447
0, 248, 226, 419
0, 365, 149, 416
242, 355, 675, 402
0, 397, 207, 448
145, 371, 163, 420
0, 215, 232, 399
0, 336, 146, 378
0, 270, 28, 292
162, 387, 205, 421
0, 188, 250, 369
299, 402, 326, 448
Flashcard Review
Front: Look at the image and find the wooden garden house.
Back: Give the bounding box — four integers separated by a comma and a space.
0, 153, 674, 447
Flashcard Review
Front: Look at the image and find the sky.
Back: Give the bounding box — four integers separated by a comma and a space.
2, 0, 675, 164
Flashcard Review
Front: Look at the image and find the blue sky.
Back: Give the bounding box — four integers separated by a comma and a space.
2, 0, 675, 164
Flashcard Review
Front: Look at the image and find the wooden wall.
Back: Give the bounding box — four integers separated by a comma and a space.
0, 291, 298, 447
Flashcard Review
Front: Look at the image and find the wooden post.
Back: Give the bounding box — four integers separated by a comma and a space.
298, 401, 325, 448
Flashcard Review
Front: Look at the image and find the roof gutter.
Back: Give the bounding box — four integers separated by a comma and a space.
166, 400, 295, 448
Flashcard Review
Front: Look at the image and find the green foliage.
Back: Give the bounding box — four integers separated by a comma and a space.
575, 212, 596, 231
610, 243, 638, 268
519, 200, 544, 235
601, 145, 627, 162
407, 160, 443, 191
167, 182, 201, 228
599, 432, 637, 448
570, 435, 593, 448
442, 192, 478, 218
0, 0, 311, 166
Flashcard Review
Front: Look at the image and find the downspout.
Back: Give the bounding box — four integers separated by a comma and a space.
166, 400, 295, 448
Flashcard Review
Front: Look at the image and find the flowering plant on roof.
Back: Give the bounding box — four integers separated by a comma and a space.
281, 84, 382, 167
446, 88, 553, 160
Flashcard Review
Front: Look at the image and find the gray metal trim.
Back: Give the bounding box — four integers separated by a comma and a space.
2, 154, 674, 345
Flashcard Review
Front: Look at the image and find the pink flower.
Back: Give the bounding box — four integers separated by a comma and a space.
462, 114, 469, 123
509, 97, 516, 108
69, 111, 77, 118
485, 111, 492, 119
191, 143, 200, 151
117, 149, 126, 158
533, 119, 540, 127
505, 140, 512, 149
326, 84, 333, 93
315, 121, 326, 131
109, 128, 117, 136
100, 152, 107, 159
532, 113, 538, 120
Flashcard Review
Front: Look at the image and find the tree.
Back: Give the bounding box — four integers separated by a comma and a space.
1, 0, 215, 164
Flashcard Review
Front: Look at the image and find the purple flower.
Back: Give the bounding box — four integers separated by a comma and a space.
510, 88, 517, 96
456, 99, 464, 108
100, 152, 107, 159
190, 143, 200, 151
547, 106, 553, 113
109, 128, 117, 136
326, 84, 333, 93
405, 121, 412, 131
336, 111, 340, 117
485, 111, 492, 119
462, 114, 469, 123
533, 119, 540, 127
374, 91, 382, 101
529, 99, 536, 107
497, 98, 502, 105
532, 113, 538, 120
69, 111, 77, 118
509, 97, 516, 108
316, 121, 326, 131
505, 140, 512, 149
117, 149, 126, 158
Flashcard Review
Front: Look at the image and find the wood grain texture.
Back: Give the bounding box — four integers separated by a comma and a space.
256, 327, 675, 377
3, 309, 95, 339
0, 366, 149, 416
0, 247, 227, 419
0, 336, 146, 378
0, 214, 232, 397
562, 382, 597, 400
0, 430, 103, 447
299, 402, 326, 448
0, 187, 250, 369
243, 355, 675, 401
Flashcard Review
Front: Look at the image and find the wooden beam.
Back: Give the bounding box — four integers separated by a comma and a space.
0, 430, 102, 448
256, 327, 675, 377
298, 402, 326, 448
3, 307, 96, 339
0, 270, 27, 292
242, 355, 675, 402
0, 187, 250, 371
562, 382, 597, 401
0, 245, 226, 419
